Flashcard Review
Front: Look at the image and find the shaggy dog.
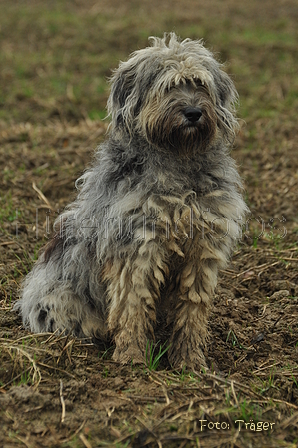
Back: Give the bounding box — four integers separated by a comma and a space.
16, 33, 248, 370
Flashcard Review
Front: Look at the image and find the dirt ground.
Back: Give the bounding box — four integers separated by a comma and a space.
0, 0, 298, 447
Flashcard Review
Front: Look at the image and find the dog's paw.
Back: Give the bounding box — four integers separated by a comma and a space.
35, 305, 57, 332
168, 338, 208, 373
112, 343, 146, 365
169, 351, 208, 373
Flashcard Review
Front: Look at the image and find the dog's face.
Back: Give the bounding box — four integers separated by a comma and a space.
108, 33, 239, 155
139, 79, 217, 155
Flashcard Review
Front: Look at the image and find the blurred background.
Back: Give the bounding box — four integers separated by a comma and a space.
1, 0, 297, 127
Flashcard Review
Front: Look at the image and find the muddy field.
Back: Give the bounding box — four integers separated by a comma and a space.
0, 0, 298, 447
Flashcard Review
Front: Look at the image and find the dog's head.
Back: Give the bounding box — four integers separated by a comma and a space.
108, 33, 239, 155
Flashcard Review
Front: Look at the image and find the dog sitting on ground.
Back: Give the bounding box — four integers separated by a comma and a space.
16, 33, 248, 370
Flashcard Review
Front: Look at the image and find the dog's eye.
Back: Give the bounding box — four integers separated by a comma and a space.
166, 81, 178, 92
192, 78, 203, 88
184, 78, 202, 89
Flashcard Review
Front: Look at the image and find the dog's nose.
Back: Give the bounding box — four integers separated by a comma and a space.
184, 107, 203, 123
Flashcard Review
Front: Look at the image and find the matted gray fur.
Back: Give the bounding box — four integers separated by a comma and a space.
16, 33, 248, 370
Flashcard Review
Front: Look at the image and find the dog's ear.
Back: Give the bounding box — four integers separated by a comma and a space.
213, 68, 240, 144
217, 70, 238, 107
107, 53, 158, 134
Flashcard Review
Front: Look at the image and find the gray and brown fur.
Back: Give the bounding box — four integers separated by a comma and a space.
15, 33, 248, 370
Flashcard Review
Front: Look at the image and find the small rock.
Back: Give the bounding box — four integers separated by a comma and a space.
270, 280, 298, 296
113, 377, 124, 388
269, 290, 290, 301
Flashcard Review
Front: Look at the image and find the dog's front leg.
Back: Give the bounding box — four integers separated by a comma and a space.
102, 242, 167, 365
168, 240, 225, 372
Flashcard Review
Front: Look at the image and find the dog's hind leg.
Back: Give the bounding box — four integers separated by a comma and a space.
22, 290, 85, 335
16, 235, 107, 340
17, 278, 105, 339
